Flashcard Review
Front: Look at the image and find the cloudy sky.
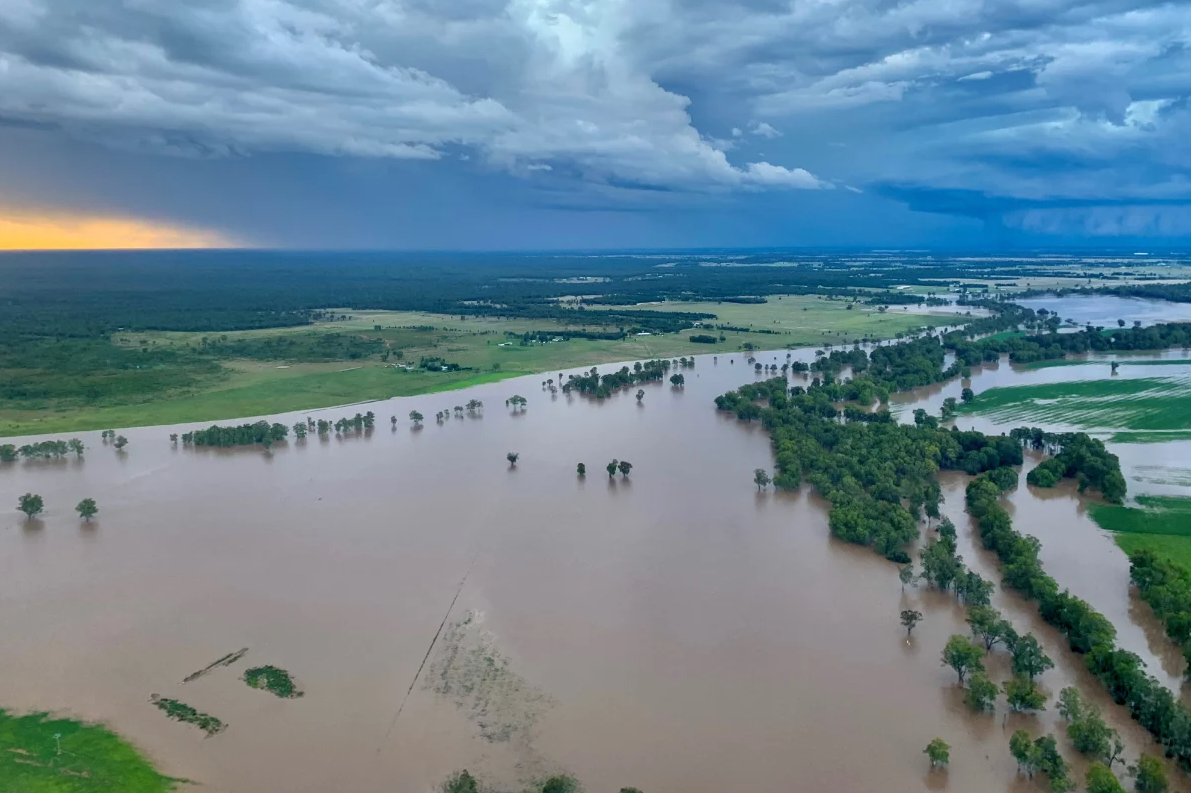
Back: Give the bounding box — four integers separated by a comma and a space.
1, 0, 1188, 249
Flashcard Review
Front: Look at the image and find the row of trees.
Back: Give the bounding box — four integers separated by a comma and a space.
0, 438, 86, 461
966, 469, 1191, 773
180, 420, 290, 448
16, 493, 97, 521
562, 360, 671, 398
1129, 550, 1191, 671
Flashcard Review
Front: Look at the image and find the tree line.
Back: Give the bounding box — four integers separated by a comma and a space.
1, 438, 85, 461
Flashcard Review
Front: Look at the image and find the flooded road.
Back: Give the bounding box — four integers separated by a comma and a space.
1, 345, 1188, 792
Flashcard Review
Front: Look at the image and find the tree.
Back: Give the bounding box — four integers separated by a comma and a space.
607, 459, 618, 478
1118, 319, 1126, 328
18, 492, 44, 519
900, 609, 922, 637
76, 498, 98, 521
169, 433, 178, 445
898, 564, 915, 592
964, 672, 998, 712
753, 468, 771, 491
114, 435, 129, 450
292, 422, 307, 439
409, 410, 424, 425
507, 452, 519, 466
1004, 676, 1047, 712
390, 415, 398, 427
1062, 688, 1122, 766
68, 438, 85, 457
442, 770, 479, 793
636, 389, 645, 402
966, 605, 1016, 652
961, 387, 975, 403
941, 634, 984, 683
1086, 762, 1125, 793
1131, 754, 1169, 793
618, 460, 633, 478
506, 395, 528, 411
577, 463, 586, 476
670, 373, 685, 387
924, 738, 950, 768
1011, 634, 1054, 681
1111, 361, 1120, 374
1010, 729, 1038, 777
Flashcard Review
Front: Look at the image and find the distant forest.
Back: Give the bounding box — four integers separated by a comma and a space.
1, 249, 1186, 410
1, 249, 1183, 338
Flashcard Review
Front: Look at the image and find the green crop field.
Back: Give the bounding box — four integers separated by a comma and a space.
957, 375, 1191, 432
1091, 496, 1191, 568
0, 301, 963, 437
1022, 357, 1191, 370
0, 708, 175, 793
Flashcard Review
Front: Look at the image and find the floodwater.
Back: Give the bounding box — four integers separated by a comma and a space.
1017, 294, 1191, 327
2, 345, 1189, 793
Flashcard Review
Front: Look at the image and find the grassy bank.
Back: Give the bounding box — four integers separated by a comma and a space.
957, 375, 1191, 432
0, 708, 176, 792
1090, 496, 1191, 568
1, 302, 961, 437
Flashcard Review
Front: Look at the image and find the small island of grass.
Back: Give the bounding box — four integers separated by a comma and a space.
243, 666, 304, 699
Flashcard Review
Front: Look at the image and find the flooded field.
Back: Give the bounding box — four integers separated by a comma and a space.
2, 342, 1190, 792
1017, 294, 1191, 327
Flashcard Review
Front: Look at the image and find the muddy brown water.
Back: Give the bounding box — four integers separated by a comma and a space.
2, 346, 1189, 792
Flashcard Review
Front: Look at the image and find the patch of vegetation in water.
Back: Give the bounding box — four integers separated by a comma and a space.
439, 769, 583, 793
149, 695, 225, 736
243, 666, 303, 699
958, 375, 1191, 431
182, 647, 248, 683
1109, 429, 1191, 443
1, 707, 179, 792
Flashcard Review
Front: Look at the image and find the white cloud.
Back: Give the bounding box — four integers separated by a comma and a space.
749, 121, 781, 138
0, 0, 823, 194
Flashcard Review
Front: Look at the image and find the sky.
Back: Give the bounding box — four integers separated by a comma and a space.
1, 0, 1189, 250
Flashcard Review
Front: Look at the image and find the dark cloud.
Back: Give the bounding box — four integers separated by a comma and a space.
0, 0, 1188, 245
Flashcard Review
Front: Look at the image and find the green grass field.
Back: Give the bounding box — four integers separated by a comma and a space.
957, 375, 1191, 432
0, 709, 175, 793
1022, 357, 1191, 370
1091, 496, 1191, 568
1, 300, 964, 436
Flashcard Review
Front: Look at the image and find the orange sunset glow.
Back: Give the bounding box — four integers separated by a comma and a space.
0, 213, 232, 250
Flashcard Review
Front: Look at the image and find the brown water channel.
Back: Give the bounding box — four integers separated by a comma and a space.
2, 346, 1188, 792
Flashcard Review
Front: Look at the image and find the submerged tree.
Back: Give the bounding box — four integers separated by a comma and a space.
409, 410, 424, 426
76, 498, 98, 521
68, 438, 85, 457
670, 373, 685, 387
169, 433, 179, 445
964, 672, 998, 712
900, 609, 923, 637
753, 468, 771, 491
618, 460, 633, 478
1011, 634, 1054, 681
924, 738, 950, 769
1131, 754, 1169, 793
1004, 676, 1047, 712
18, 492, 44, 519
1086, 762, 1125, 793
941, 634, 985, 683
607, 459, 618, 478
293, 422, 307, 439
898, 564, 915, 592
636, 389, 645, 402
577, 463, 586, 477
506, 395, 528, 411
507, 452, 519, 466
114, 435, 129, 450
